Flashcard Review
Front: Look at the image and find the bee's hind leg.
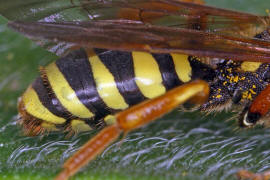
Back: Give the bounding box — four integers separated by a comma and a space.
54, 80, 210, 180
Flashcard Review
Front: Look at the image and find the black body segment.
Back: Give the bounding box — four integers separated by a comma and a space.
94, 49, 147, 106
32, 77, 70, 120
188, 56, 216, 81
152, 53, 183, 90
55, 49, 112, 119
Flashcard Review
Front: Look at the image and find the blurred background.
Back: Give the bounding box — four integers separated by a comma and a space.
0, 0, 270, 179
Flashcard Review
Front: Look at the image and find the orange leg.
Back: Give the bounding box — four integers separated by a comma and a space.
240, 84, 270, 127
249, 84, 270, 117
237, 84, 270, 180
55, 80, 209, 180
237, 170, 270, 180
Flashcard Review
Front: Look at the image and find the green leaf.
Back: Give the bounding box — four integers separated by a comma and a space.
0, 1, 270, 180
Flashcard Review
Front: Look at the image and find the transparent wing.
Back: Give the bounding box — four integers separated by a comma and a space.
1, 0, 270, 61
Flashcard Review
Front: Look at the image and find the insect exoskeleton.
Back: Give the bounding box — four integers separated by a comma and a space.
2, 0, 270, 179
18, 48, 215, 135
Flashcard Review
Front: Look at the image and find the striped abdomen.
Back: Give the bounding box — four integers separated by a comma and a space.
18, 49, 214, 135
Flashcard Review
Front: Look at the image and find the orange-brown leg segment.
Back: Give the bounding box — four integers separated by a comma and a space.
237, 84, 270, 180
55, 80, 209, 180
55, 125, 121, 180
237, 170, 270, 180
249, 84, 270, 117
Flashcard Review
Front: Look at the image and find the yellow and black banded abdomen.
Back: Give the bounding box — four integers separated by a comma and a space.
18, 49, 214, 135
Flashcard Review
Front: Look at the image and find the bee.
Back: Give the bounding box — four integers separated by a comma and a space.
1, 0, 270, 180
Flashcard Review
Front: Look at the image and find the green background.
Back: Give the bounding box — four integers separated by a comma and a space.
0, 0, 270, 179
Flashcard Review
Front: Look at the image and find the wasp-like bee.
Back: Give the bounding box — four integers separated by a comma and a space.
1, 0, 270, 179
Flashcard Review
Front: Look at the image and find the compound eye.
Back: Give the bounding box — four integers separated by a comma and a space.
242, 112, 261, 127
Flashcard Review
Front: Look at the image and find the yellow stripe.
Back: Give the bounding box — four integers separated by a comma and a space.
241, 62, 262, 72
41, 122, 58, 131
171, 54, 192, 82
89, 53, 128, 109
132, 51, 166, 98
23, 87, 66, 124
104, 115, 116, 125
45, 63, 94, 118
71, 119, 92, 133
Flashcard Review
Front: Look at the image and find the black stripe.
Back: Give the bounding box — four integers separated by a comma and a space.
188, 56, 216, 81
32, 76, 71, 120
95, 49, 146, 106
55, 49, 112, 119
152, 53, 183, 90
